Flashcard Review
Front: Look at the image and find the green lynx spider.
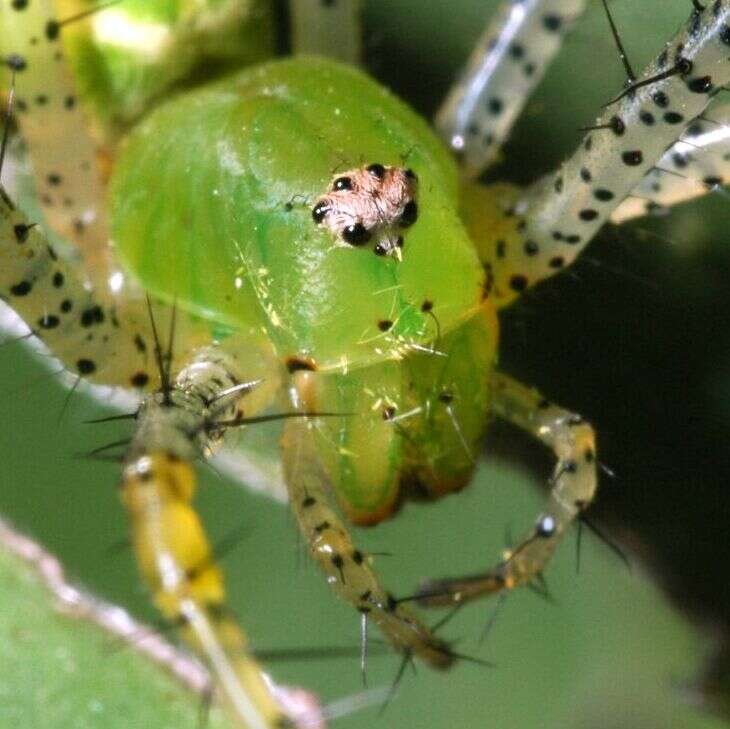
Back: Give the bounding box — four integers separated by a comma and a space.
1, 0, 729, 727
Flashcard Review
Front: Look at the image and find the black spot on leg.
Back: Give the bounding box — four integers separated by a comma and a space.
45, 20, 61, 41
80, 305, 105, 327
378, 320, 393, 332
60, 299, 72, 313
64, 95, 76, 110
10, 281, 32, 296
77, 359, 96, 375
594, 189, 615, 202
579, 209, 599, 221
314, 521, 331, 533
622, 150, 643, 166
37, 314, 60, 330
584, 447, 595, 463
331, 553, 345, 581
352, 550, 364, 565
580, 167, 592, 183
13, 223, 31, 243
509, 274, 528, 293
47, 173, 62, 186
487, 97, 503, 115
549, 256, 565, 269
639, 110, 655, 125
35, 94, 48, 106
496, 240, 507, 258
652, 91, 669, 108
130, 372, 149, 388
721, 24, 730, 46
609, 116, 625, 136
133, 334, 147, 353
302, 496, 316, 508
524, 240, 539, 256
421, 300, 433, 312
11, 0, 29, 9
52, 271, 64, 288
688, 76, 713, 93
554, 177, 564, 193
663, 111, 684, 124
542, 14, 562, 31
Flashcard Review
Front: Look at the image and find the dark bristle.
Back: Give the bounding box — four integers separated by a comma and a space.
580, 514, 631, 571
605, 59, 690, 106
600, 0, 636, 82
0, 68, 16, 182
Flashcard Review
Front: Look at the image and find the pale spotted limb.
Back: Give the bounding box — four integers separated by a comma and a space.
611, 100, 730, 222
435, 0, 587, 179
281, 411, 455, 670
416, 371, 597, 608
484, 0, 730, 307
289, 0, 362, 65
0, 0, 113, 286
0, 182, 219, 391
121, 345, 299, 729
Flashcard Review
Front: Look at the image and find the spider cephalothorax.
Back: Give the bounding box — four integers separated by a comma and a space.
312, 164, 418, 257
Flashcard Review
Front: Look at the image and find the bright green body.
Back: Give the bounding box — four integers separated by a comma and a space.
111, 56, 498, 522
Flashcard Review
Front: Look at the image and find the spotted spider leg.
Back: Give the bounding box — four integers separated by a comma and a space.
436, 0, 586, 178
282, 381, 456, 670
1, 0, 112, 285
611, 100, 730, 222
289, 0, 362, 64
484, 0, 730, 306
417, 372, 596, 607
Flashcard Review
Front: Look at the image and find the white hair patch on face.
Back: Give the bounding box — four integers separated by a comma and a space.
311, 163, 419, 259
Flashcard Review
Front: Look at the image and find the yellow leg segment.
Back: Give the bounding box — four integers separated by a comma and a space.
121, 452, 290, 729
418, 371, 597, 607
281, 415, 454, 670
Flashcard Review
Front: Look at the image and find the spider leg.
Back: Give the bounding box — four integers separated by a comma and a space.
122, 344, 294, 729
417, 371, 597, 607
280, 413, 455, 670
474, 1, 730, 307
1, 0, 111, 283
611, 100, 730, 222
289, 0, 362, 65
436, 0, 587, 178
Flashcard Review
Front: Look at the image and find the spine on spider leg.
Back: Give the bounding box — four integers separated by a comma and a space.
289, 0, 362, 64
121, 348, 292, 729
0, 0, 111, 285
490, 1, 730, 305
435, 0, 586, 178
611, 101, 730, 222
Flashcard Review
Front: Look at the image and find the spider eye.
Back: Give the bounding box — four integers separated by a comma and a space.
333, 176, 353, 191
342, 223, 371, 245
312, 201, 330, 223
373, 242, 388, 256
404, 168, 418, 182
399, 200, 418, 227
367, 163, 385, 178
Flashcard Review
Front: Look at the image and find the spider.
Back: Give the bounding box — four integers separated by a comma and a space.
1, 1, 729, 727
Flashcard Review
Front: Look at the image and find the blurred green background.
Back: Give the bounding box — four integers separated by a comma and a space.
1, 0, 729, 727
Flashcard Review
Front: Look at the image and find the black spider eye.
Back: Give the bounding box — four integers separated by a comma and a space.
312, 201, 330, 223
367, 163, 385, 178
373, 242, 388, 256
405, 168, 417, 182
342, 223, 371, 246
395, 236, 404, 248
400, 200, 418, 227
333, 176, 352, 191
